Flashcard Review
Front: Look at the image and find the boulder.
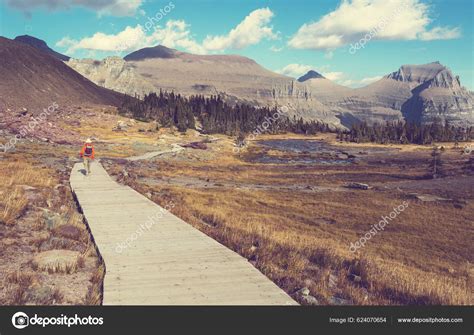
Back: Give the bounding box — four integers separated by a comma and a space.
349, 274, 362, 283
345, 182, 370, 190
40, 208, 66, 229
113, 120, 128, 131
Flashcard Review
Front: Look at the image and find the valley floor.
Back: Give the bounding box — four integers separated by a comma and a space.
1, 107, 472, 305
105, 132, 473, 305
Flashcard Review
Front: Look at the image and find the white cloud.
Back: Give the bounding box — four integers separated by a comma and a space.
202, 8, 277, 51
323, 71, 345, 81
57, 25, 147, 54
57, 8, 277, 56
57, 21, 209, 55
275, 64, 347, 82
6, 0, 144, 17
270, 45, 283, 52
288, 0, 461, 50
324, 51, 334, 59
419, 26, 462, 41
150, 20, 207, 54
358, 75, 383, 85
275, 63, 313, 77
276, 63, 383, 88
340, 75, 382, 87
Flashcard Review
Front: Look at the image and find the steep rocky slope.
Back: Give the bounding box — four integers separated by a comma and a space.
390, 62, 474, 125
0, 37, 123, 111
66, 57, 156, 97
300, 62, 474, 127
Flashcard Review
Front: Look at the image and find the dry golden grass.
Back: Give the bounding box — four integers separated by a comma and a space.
0, 149, 103, 305
0, 160, 55, 188
152, 186, 471, 305
83, 263, 105, 305
4, 270, 63, 305
117, 138, 473, 305
0, 159, 55, 225
6, 270, 37, 288
0, 187, 28, 225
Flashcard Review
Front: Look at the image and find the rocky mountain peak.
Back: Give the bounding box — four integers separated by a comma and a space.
124, 45, 177, 61
297, 70, 325, 82
386, 62, 463, 90
386, 62, 443, 83
14, 35, 70, 61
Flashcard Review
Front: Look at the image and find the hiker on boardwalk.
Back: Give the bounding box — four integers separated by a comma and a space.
80, 138, 95, 175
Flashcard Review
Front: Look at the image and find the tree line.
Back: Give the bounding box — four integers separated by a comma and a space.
118, 92, 472, 144
337, 120, 473, 145
118, 91, 329, 135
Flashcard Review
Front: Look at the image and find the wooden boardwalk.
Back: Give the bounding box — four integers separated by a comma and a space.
70, 161, 297, 305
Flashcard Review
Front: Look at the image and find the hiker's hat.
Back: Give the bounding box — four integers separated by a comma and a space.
85, 138, 92, 144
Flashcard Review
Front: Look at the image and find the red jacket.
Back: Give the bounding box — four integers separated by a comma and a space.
80, 143, 95, 159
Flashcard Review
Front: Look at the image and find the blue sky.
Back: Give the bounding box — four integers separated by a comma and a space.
1, 0, 473, 89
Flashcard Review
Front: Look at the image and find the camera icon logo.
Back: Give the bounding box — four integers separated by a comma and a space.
12, 312, 29, 329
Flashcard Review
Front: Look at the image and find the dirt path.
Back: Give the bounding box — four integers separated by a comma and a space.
126, 144, 185, 161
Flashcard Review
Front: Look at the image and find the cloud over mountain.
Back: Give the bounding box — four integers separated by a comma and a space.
202, 8, 277, 51
288, 0, 461, 50
56, 8, 277, 56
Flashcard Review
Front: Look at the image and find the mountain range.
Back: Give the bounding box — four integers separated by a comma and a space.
4, 35, 473, 128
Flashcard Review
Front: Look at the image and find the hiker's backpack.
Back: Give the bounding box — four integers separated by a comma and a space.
84, 146, 93, 156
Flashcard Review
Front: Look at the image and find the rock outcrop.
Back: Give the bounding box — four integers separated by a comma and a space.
301, 62, 474, 127
66, 57, 156, 97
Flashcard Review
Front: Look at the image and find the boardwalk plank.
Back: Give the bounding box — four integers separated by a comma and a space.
70, 161, 297, 305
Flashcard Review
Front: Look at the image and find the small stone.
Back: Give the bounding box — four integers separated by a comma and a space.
301, 295, 319, 305
350, 274, 362, 283
328, 274, 338, 289
297, 287, 310, 296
